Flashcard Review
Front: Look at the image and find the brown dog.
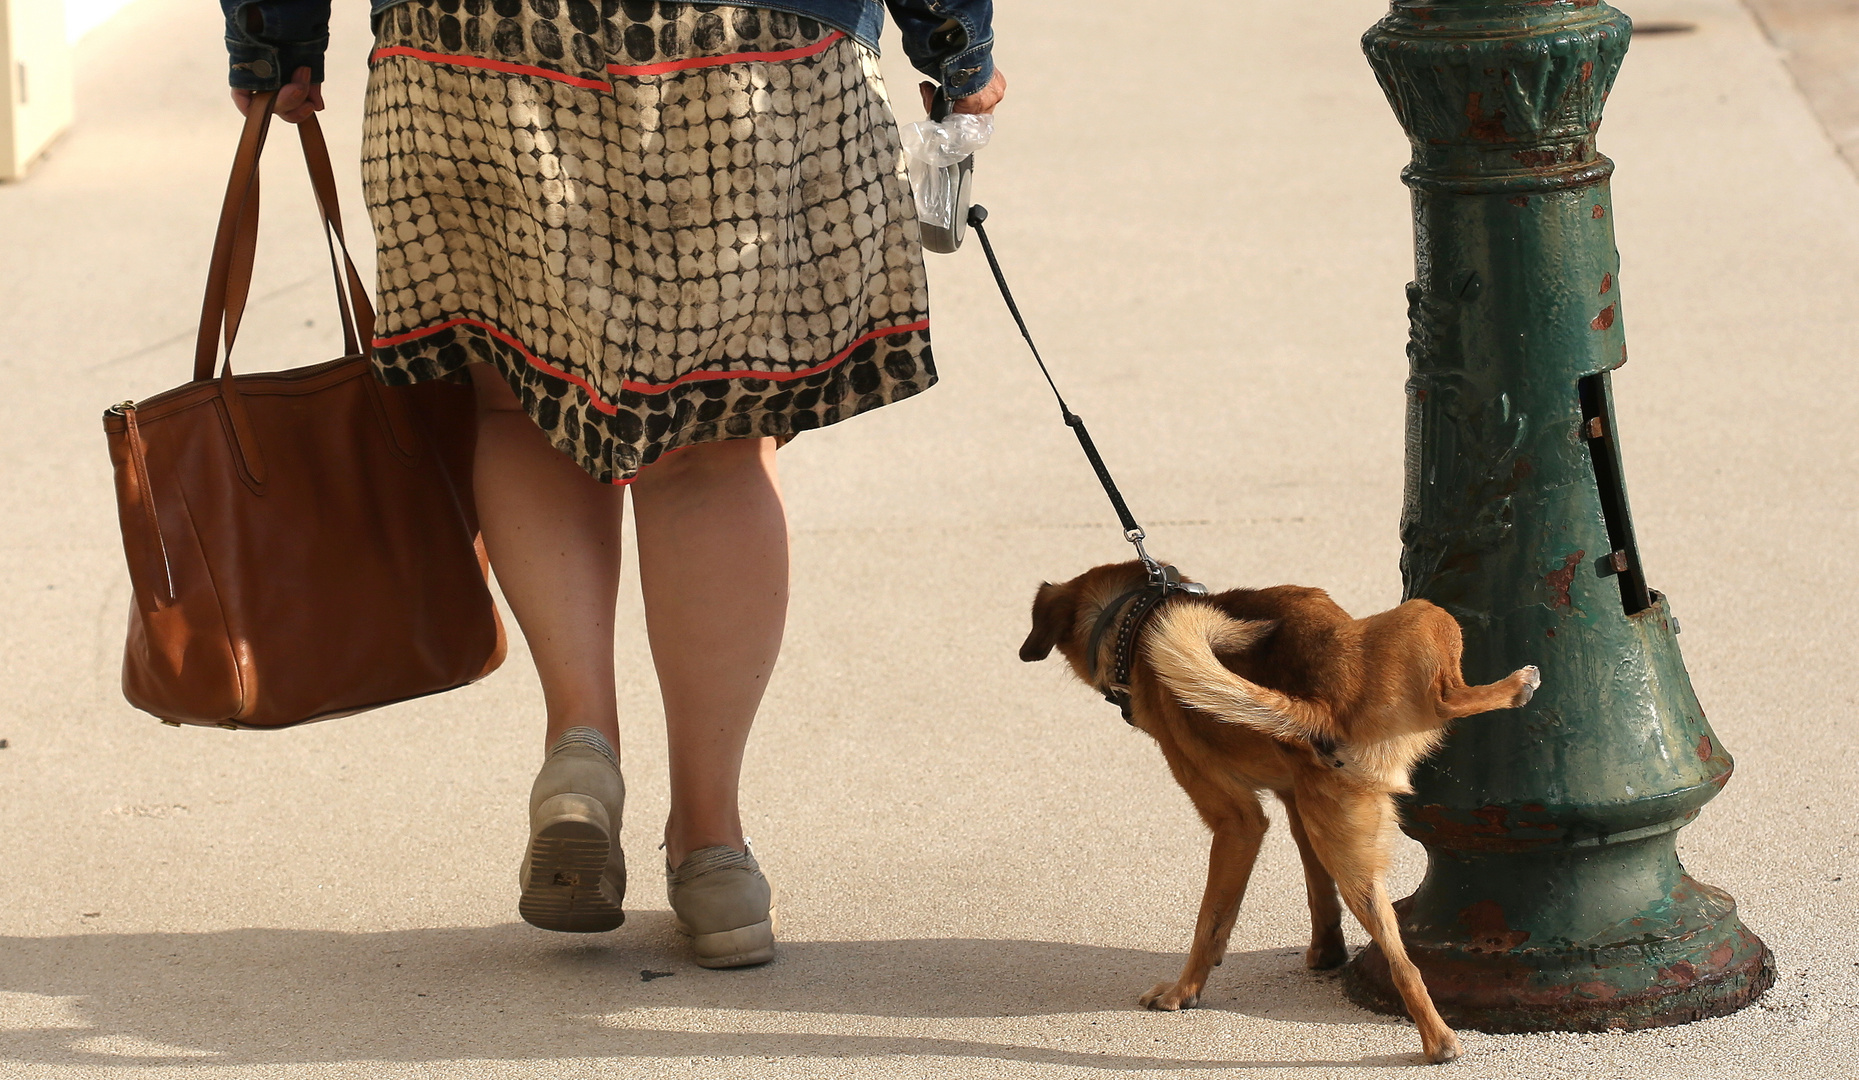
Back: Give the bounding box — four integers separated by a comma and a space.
1020, 560, 1541, 1064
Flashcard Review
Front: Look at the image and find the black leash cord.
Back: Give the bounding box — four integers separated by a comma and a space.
967, 204, 1149, 549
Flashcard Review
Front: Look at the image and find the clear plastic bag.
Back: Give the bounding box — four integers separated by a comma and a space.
899, 114, 994, 230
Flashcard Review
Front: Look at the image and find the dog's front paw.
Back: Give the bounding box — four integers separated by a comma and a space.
1511, 665, 1542, 707
1140, 981, 1200, 1011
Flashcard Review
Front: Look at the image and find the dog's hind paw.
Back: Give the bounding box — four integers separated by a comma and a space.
1511, 665, 1542, 707
1140, 981, 1200, 1011
1424, 1032, 1464, 1064
1306, 937, 1348, 971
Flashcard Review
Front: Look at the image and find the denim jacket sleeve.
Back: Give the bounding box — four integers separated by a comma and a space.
882, 0, 995, 100
222, 0, 331, 91
222, 0, 994, 98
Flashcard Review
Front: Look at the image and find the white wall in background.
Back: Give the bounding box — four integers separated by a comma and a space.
65, 0, 139, 43
3, 0, 76, 179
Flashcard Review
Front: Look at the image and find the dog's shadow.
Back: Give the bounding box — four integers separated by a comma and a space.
0, 914, 1414, 1069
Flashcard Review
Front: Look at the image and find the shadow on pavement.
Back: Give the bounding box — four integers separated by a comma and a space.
0, 917, 1411, 1069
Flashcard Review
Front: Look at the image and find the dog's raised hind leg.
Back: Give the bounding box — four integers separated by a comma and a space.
1141, 803, 1267, 1012
1438, 665, 1541, 719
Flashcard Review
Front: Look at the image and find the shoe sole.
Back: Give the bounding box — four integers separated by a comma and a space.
683, 918, 776, 968
675, 899, 779, 968
519, 793, 625, 934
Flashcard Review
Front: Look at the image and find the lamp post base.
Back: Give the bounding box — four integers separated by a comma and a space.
1341, 834, 1774, 1033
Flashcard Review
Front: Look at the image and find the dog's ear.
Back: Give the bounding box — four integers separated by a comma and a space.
1020, 581, 1077, 663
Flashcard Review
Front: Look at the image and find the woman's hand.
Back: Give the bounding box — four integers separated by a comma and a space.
919, 68, 1007, 116
231, 65, 325, 124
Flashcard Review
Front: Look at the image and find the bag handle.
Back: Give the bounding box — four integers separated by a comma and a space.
293, 113, 420, 460
194, 95, 376, 380
297, 111, 376, 358
194, 92, 273, 383
190, 95, 404, 482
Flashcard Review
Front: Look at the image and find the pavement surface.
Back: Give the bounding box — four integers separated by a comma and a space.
2, 0, 1856, 1077
1743, 0, 1859, 172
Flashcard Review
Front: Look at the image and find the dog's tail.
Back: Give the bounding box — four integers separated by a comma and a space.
1143, 602, 1335, 744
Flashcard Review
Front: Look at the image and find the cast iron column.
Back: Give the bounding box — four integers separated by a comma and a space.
1341, 0, 1774, 1031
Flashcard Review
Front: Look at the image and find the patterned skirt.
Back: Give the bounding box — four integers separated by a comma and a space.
362, 0, 934, 483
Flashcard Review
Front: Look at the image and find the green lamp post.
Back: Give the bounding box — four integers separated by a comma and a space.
1340, 0, 1774, 1031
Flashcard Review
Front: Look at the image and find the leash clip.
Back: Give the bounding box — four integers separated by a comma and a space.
1130, 530, 1207, 597
1126, 528, 1161, 582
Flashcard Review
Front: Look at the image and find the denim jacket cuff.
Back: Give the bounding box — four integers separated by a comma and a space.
226, 37, 328, 90
940, 40, 994, 100
224, 5, 327, 91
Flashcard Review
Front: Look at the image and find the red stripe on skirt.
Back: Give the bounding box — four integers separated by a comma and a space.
371, 315, 930, 411
605, 31, 845, 76
370, 31, 845, 88
368, 46, 614, 89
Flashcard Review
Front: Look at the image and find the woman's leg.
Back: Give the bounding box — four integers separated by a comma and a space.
629, 437, 789, 867
468, 364, 627, 749
469, 358, 784, 864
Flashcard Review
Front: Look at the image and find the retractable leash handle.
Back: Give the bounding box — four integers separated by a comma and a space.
966, 204, 1202, 595
917, 88, 975, 254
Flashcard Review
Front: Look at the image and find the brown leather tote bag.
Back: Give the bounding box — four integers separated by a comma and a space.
101, 93, 505, 729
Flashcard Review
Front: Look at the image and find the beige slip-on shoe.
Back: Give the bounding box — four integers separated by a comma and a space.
666, 844, 776, 968
519, 727, 626, 933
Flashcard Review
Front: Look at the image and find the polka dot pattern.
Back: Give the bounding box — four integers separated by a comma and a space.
362, 0, 934, 482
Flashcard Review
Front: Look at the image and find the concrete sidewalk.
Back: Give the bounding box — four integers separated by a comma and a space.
2, 0, 1856, 1076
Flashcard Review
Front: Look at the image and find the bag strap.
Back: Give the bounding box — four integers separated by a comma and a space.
188, 96, 398, 483
194, 93, 273, 383
192, 96, 376, 382
297, 112, 376, 358
294, 114, 418, 458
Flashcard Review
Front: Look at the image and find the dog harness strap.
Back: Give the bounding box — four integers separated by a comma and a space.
1088, 581, 1193, 724
1085, 586, 1148, 684
1109, 587, 1172, 714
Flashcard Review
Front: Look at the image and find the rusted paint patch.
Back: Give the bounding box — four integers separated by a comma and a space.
1473, 805, 1510, 831
1460, 900, 1532, 953
1600, 272, 1613, 295
1570, 980, 1620, 1001
1592, 204, 1606, 219
1509, 195, 1530, 207
1697, 735, 1712, 761
1546, 550, 1584, 610
1407, 803, 1568, 850
1464, 92, 1512, 143
1591, 305, 1616, 330
1411, 804, 1507, 839
1414, 803, 1499, 836
1581, 59, 1594, 82
1658, 960, 1699, 987
1513, 148, 1562, 168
